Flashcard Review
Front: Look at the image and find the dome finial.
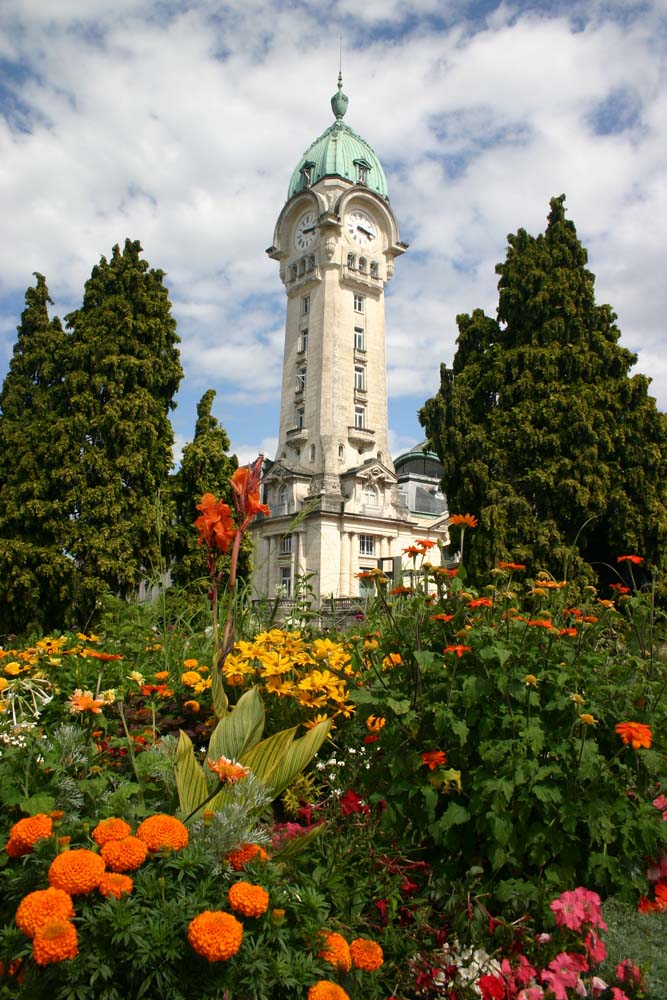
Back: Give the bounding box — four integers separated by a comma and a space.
331, 70, 348, 120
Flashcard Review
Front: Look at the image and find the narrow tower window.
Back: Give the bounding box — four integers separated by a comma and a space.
302, 295, 310, 315
354, 327, 365, 351
354, 293, 364, 313
299, 330, 308, 354
296, 367, 306, 394
354, 365, 366, 391
370, 261, 378, 278
354, 405, 366, 429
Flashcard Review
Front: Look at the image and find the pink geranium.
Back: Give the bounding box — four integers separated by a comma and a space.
517, 989, 545, 1000
590, 976, 608, 998
610, 989, 630, 1000
550, 887, 607, 932
584, 929, 606, 963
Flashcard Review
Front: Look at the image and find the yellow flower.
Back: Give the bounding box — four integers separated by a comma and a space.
580, 713, 598, 726
570, 693, 585, 705
128, 671, 144, 684
183, 658, 199, 669
366, 715, 386, 733
181, 670, 201, 687
523, 674, 538, 687
100, 689, 116, 704
0, 677, 9, 692
4, 662, 21, 676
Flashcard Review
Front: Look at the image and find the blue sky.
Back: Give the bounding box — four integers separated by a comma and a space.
1, 0, 666, 466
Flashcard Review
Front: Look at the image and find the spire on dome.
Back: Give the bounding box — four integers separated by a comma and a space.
331, 72, 348, 120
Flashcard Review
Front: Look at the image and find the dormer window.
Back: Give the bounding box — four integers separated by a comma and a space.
300, 161, 315, 188
354, 158, 371, 185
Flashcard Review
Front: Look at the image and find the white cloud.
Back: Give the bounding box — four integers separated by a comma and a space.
1, 0, 666, 463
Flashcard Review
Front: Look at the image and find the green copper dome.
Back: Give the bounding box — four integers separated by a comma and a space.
287, 75, 389, 201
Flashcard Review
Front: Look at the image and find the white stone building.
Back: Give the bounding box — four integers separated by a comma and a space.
251, 76, 449, 604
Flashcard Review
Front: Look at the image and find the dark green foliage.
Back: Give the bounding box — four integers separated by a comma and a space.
0, 242, 183, 634
420, 195, 667, 586
167, 389, 247, 592
0, 276, 79, 634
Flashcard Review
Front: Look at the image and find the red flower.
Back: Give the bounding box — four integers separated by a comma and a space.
610, 583, 630, 594
443, 644, 471, 658
617, 555, 644, 564
468, 597, 492, 608
339, 790, 370, 816
478, 974, 505, 1000
231, 456, 270, 526
420, 750, 447, 770
498, 561, 526, 571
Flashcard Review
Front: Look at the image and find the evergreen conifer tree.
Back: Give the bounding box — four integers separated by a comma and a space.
420, 196, 667, 586
63, 240, 183, 615
0, 275, 78, 633
167, 389, 244, 590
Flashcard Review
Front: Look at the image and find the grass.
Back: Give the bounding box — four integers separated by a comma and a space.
601, 898, 667, 998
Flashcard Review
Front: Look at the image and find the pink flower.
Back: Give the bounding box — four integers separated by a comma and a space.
584, 929, 606, 964
517, 990, 544, 1000
541, 953, 589, 999
550, 887, 606, 932
610, 990, 630, 1000
615, 959, 644, 989
590, 977, 608, 998
646, 853, 667, 883
501, 955, 537, 990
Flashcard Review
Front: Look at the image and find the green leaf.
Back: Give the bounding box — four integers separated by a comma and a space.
210, 664, 229, 718
208, 686, 265, 762
451, 719, 469, 747
273, 822, 326, 860
174, 730, 208, 817
240, 718, 331, 797
19, 792, 55, 815
439, 801, 470, 830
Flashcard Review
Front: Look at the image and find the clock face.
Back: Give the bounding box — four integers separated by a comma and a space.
294, 212, 317, 251
346, 210, 377, 247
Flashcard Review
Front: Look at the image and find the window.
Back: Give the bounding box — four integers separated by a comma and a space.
354, 405, 366, 429
296, 367, 306, 394
302, 295, 310, 315
307, 254, 315, 271
338, 444, 345, 461
358, 257, 366, 274
354, 365, 366, 391
280, 566, 292, 597
279, 534, 292, 554
299, 329, 308, 354
300, 162, 314, 188
298, 258, 306, 277
309, 444, 316, 462
359, 534, 375, 556
364, 483, 378, 507
354, 326, 365, 351
347, 252, 356, 269
354, 159, 370, 185
289, 264, 297, 282
354, 293, 364, 313
370, 261, 378, 278
296, 406, 305, 429
278, 485, 289, 509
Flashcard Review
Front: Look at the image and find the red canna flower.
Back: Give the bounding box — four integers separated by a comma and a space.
194, 494, 236, 554
231, 456, 270, 526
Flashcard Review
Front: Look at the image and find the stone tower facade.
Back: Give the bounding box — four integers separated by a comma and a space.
251, 77, 448, 602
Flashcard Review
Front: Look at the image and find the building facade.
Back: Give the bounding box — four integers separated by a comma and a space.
251, 76, 449, 602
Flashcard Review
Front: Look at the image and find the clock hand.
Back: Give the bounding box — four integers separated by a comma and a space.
302, 226, 316, 234
357, 226, 373, 238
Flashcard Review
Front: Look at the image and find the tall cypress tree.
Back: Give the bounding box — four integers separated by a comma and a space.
0, 275, 78, 633
167, 389, 245, 591
420, 196, 667, 586
64, 240, 183, 615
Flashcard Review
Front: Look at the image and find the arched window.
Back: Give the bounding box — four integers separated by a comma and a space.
347, 252, 356, 269
278, 485, 289, 514
358, 257, 367, 274
338, 444, 345, 462
364, 483, 378, 508
370, 261, 378, 278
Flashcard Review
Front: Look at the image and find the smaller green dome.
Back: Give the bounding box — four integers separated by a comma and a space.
287, 76, 389, 201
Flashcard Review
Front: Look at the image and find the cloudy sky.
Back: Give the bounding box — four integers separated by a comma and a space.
1, 0, 666, 467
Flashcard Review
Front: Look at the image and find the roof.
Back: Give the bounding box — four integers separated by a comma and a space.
287, 75, 389, 202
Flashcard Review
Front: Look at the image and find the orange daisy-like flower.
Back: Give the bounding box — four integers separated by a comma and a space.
32, 919, 78, 966
468, 597, 492, 608
615, 721, 652, 750
68, 688, 104, 714
136, 814, 189, 852
228, 880, 270, 918
226, 843, 269, 871
350, 937, 384, 971
81, 649, 123, 661
100, 835, 148, 872
308, 981, 351, 1000
443, 644, 471, 658
48, 849, 105, 895
15, 888, 75, 939
449, 513, 478, 528
207, 756, 251, 784
617, 555, 644, 565
188, 910, 243, 962
318, 930, 352, 972
5, 813, 53, 857
98, 873, 133, 899
498, 561, 526, 571
421, 750, 447, 770
431, 613, 454, 622
92, 817, 132, 846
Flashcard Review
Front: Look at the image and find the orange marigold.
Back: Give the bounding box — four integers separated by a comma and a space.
226, 843, 268, 871
32, 919, 78, 966
5, 813, 53, 856
350, 937, 384, 971
98, 873, 133, 899
615, 721, 652, 750
136, 814, 189, 852
318, 930, 352, 973
228, 880, 269, 918
100, 836, 148, 872
308, 982, 351, 1000
92, 817, 132, 846
15, 888, 74, 939
48, 849, 105, 895
188, 910, 243, 961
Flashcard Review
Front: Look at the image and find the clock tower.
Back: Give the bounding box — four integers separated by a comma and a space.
252, 76, 448, 603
